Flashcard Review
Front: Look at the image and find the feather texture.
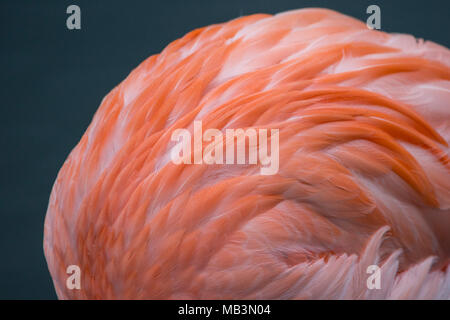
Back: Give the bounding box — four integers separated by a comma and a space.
44, 8, 450, 299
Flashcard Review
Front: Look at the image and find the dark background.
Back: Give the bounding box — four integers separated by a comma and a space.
0, 0, 448, 299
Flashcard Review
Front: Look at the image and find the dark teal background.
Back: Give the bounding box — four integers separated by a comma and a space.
1, 0, 449, 299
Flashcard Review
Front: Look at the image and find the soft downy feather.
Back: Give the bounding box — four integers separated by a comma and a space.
44, 8, 450, 299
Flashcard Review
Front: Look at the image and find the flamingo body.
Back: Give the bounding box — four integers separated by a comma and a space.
44, 8, 450, 299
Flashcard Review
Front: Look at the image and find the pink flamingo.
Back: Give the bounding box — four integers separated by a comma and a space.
44, 8, 450, 299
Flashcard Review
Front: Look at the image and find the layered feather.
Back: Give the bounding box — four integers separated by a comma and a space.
44, 8, 450, 299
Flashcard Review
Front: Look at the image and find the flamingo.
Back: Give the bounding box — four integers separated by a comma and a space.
44, 8, 450, 299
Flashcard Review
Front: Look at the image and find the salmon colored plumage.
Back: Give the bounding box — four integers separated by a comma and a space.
44, 8, 450, 299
